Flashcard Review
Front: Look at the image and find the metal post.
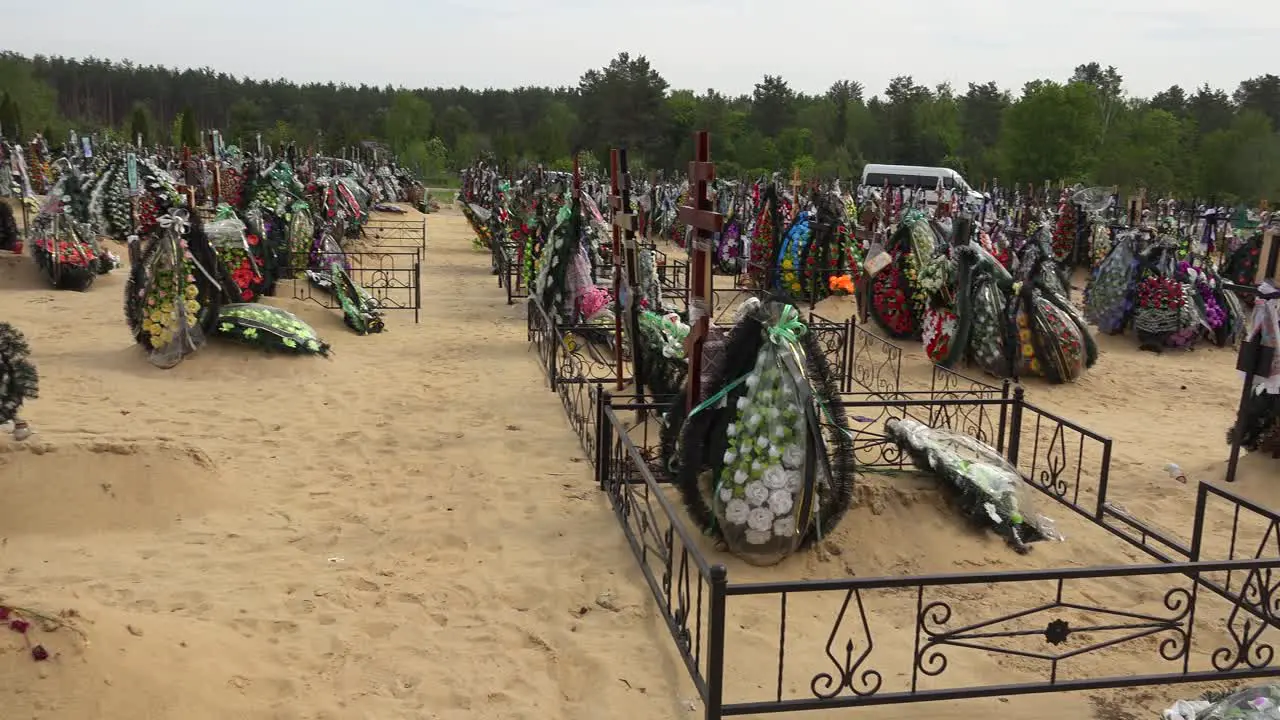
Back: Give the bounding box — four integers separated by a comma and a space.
704, 565, 728, 720
596, 389, 612, 486
1007, 385, 1025, 466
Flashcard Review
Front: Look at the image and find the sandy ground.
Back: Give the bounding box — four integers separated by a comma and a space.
0, 205, 1275, 719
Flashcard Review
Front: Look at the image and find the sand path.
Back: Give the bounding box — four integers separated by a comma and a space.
0, 208, 682, 719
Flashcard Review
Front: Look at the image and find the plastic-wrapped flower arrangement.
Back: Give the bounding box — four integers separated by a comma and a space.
533, 202, 576, 324
886, 417, 1060, 552
638, 311, 689, 360
636, 248, 665, 312
839, 221, 866, 285
1163, 683, 1280, 719
968, 274, 1009, 376
777, 213, 811, 297
283, 204, 314, 279
214, 304, 330, 356
714, 217, 743, 274
206, 206, 264, 302
124, 207, 223, 369
663, 299, 855, 567
922, 307, 959, 362
747, 189, 779, 288
636, 309, 690, 401
714, 338, 813, 559
1133, 275, 1193, 347
1085, 232, 1139, 334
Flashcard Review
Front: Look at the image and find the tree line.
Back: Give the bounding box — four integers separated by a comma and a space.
1, 51, 1279, 201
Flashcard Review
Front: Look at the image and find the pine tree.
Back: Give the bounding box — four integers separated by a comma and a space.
0, 93, 21, 140
179, 106, 199, 148
128, 104, 150, 146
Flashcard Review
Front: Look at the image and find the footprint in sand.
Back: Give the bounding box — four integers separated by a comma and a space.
349, 577, 381, 593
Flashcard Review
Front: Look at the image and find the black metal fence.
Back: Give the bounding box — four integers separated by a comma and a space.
848, 321, 903, 397
519, 284, 1280, 718
527, 299, 631, 462
593, 391, 1280, 719
362, 217, 427, 251
286, 248, 422, 323
498, 238, 528, 305
527, 298, 857, 468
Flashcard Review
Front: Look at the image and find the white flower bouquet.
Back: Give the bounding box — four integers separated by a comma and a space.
885, 417, 1061, 552
711, 304, 823, 565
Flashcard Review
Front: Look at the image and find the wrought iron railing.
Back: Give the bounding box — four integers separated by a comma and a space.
593, 391, 1280, 719
516, 273, 1280, 718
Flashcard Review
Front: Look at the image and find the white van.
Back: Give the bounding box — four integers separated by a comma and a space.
860, 164, 985, 209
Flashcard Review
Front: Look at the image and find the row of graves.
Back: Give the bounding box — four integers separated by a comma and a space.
1, 132, 428, 441
462, 136, 1280, 718
635, 167, 1280, 480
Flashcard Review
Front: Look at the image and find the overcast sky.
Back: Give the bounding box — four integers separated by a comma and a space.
6, 0, 1276, 98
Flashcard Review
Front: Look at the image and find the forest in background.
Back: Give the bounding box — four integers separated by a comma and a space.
1, 50, 1279, 201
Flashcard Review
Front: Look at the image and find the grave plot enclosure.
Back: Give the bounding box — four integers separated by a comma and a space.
594, 385, 1280, 719
500, 136, 1280, 719
361, 216, 427, 251
287, 247, 422, 323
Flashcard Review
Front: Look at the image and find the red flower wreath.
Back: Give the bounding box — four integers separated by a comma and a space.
871, 263, 917, 338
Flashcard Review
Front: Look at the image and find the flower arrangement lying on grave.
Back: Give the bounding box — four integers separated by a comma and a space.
307, 260, 385, 335
885, 417, 1061, 553
660, 298, 855, 566
214, 304, 331, 356
0, 322, 39, 431
300, 228, 384, 335
1163, 683, 1280, 720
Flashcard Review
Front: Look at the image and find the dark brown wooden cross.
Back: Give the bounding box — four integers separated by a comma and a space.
608, 149, 640, 391
209, 132, 223, 208
678, 131, 725, 411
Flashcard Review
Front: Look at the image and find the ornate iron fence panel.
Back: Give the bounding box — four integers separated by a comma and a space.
362, 217, 426, 250
287, 249, 421, 323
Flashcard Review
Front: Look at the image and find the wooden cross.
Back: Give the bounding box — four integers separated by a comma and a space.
209, 131, 223, 208
607, 149, 640, 391
790, 167, 802, 221
678, 131, 725, 411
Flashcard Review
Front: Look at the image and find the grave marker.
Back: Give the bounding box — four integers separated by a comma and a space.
678, 131, 724, 411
